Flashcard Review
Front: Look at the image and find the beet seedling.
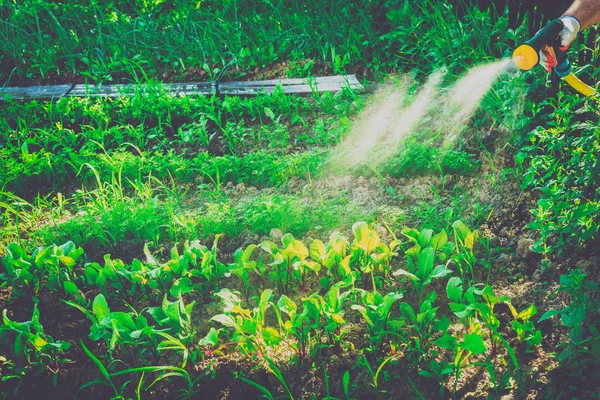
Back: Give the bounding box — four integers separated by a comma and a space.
261, 233, 314, 293
66, 294, 157, 357
275, 294, 316, 358
228, 244, 259, 300
351, 289, 404, 348
0, 241, 84, 299
211, 288, 281, 355
84, 256, 151, 302
0, 305, 70, 388
303, 282, 352, 347
349, 222, 398, 292
398, 291, 446, 364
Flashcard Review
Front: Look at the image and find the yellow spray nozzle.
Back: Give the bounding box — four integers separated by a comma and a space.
513, 18, 565, 71
511, 18, 596, 97
512, 44, 539, 71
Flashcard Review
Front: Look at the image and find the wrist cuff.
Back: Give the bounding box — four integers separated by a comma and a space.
562, 15, 582, 32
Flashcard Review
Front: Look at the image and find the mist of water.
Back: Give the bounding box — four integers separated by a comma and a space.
322, 58, 511, 176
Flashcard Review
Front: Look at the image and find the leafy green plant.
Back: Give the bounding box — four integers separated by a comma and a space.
451, 221, 479, 284
351, 290, 404, 348
510, 304, 542, 351
394, 227, 454, 301
539, 269, 600, 379
211, 289, 281, 356
446, 279, 524, 393
228, 244, 262, 300
66, 294, 156, 358
260, 233, 318, 293
84, 256, 151, 302
147, 295, 196, 341
398, 291, 448, 364
348, 222, 398, 291
523, 97, 600, 255
0, 305, 70, 388
275, 294, 316, 358
309, 232, 349, 288
303, 282, 353, 347
0, 241, 84, 299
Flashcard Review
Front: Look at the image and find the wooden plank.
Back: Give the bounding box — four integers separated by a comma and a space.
69, 83, 131, 98
0, 75, 363, 101
0, 84, 72, 101
69, 82, 215, 97
164, 82, 215, 96
219, 74, 363, 95
221, 75, 361, 87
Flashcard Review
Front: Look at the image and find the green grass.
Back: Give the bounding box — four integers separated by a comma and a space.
0, 0, 515, 84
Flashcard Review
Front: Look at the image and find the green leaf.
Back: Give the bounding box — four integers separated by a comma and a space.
461, 333, 486, 354
84, 265, 100, 285
63, 281, 79, 296
517, 304, 537, 322
446, 277, 463, 303
416, 247, 435, 280
343, 370, 350, 399
431, 230, 448, 250
392, 268, 419, 281
242, 244, 257, 263
277, 295, 297, 315
92, 294, 110, 321
449, 303, 471, 318
170, 277, 195, 297
352, 221, 370, 241
281, 233, 295, 248
464, 231, 477, 250
452, 220, 471, 242
562, 305, 585, 327
211, 314, 237, 328
401, 227, 420, 242
264, 107, 276, 121
309, 240, 327, 261
433, 315, 451, 332
538, 308, 564, 322
417, 229, 433, 248
405, 244, 422, 257
426, 264, 452, 284
419, 370, 433, 378
199, 328, 220, 347
435, 333, 457, 350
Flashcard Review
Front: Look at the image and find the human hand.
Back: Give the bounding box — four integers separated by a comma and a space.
539, 16, 581, 72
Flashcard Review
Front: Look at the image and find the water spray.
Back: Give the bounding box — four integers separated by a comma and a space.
512, 18, 596, 97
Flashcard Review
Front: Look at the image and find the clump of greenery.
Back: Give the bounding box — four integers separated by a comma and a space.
196, 192, 370, 238
381, 138, 480, 178
440, 149, 480, 175
522, 95, 600, 255
539, 269, 600, 382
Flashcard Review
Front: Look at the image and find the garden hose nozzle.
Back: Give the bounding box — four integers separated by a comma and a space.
512, 18, 565, 71
512, 18, 596, 97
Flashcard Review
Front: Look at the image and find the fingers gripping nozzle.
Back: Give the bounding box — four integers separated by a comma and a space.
512, 18, 565, 71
